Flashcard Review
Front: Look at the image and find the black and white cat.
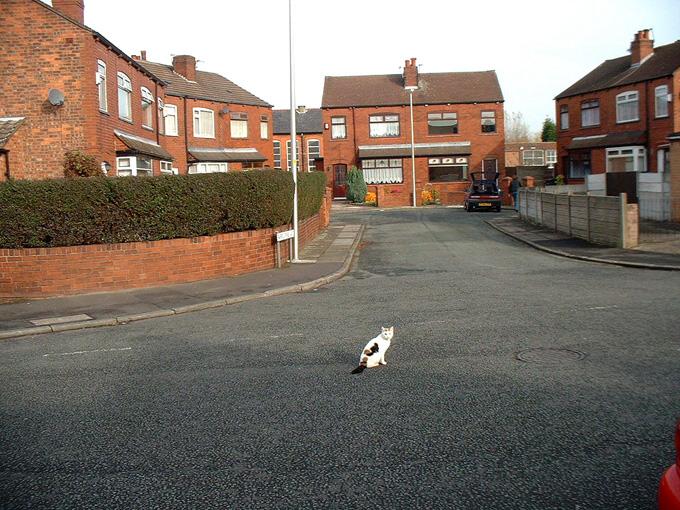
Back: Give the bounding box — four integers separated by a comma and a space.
351, 326, 394, 374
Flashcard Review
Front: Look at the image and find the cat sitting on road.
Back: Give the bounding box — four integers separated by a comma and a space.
351, 326, 394, 374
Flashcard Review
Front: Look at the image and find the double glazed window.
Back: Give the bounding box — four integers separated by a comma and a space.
481, 111, 496, 133
369, 114, 400, 137
193, 108, 215, 138
273, 140, 281, 168
655, 85, 669, 118
581, 99, 599, 127
616, 91, 639, 123
569, 151, 591, 178
116, 155, 152, 176
546, 149, 557, 165
307, 139, 320, 171
331, 116, 346, 139
560, 105, 569, 130
117, 72, 132, 121
141, 87, 154, 129
361, 159, 403, 184
428, 112, 458, 135
160, 161, 177, 175
606, 146, 646, 173
522, 150, 545, 166
97, 60, 107, 112
428, 158, 467, 182
260, 115, 269, 139
157, 98, 165, 135
164, 104, 178, 136
188, 163, 228, 174
230, 112, 248, 138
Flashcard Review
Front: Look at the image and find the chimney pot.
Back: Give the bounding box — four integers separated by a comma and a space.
172, 55, 197, 81
630, 29, 654, 65
52, 0, 85, 24
140, 50, 147, 61
403, 57, 418, 89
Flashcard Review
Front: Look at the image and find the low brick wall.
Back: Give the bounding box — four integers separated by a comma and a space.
0, 188, 333, 298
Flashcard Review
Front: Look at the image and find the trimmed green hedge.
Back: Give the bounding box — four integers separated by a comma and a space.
0, 170, 326, 248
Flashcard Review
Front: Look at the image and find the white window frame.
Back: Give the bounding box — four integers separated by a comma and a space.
260, 115, 268, 139
522, 149, 545, 166
369, 114, 400, 138
273, 140, 282, 168
160, 160, 178, 175
97, 60, 107, 112
164, 104, 178, 136
616, 91, 639, 123
141, 87, 154, 130
331, 116, 346, 139
230, 112, 248, 139
361, 158, 403, 184
188, 162, 228, 174
286, 140, 301, 170
157, 98, 165, 135
655, 85, 669, 118
116, 155, 153, 176
605, 146, 647, 173
193, 108, 215, 138
546, 149, 557, 165
117, 72, 132, 121
560, 105, 569, 130
307, 138, 320, 171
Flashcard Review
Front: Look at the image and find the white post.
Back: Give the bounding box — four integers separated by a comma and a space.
289, 0, 299, 261
406, 86, 417, 207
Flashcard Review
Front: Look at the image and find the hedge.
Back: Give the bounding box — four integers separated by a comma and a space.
0, 170, 327, 248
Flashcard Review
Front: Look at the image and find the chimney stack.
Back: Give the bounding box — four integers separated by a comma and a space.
52, 0, 84, 24
403, 57, 418, 88
172, 55, 197, 81
630, 29, 654, 65
140, 50, 147, 61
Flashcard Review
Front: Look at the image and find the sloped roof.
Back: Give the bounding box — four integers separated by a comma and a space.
357, 142, 471, 158
188, 147, 266, 162
567, 131, 647, 150
0, 117, 25, 149
505, 142, 557, 152
556, 40, 680, 99
273, 109, 323, 134
138, 61, 272, 108
114, 130, 174, 160
322, 71, 503, 108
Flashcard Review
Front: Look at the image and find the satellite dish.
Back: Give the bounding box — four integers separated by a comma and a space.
48, 89, 65, 106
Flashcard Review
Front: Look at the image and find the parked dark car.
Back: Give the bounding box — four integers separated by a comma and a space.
464, 172, 502, 212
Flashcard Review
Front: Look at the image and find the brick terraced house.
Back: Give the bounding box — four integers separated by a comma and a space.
555, 30, 680, 183
1, 0, 173, 180
137, 55, 274, 174
321, 58, 505, 205
272, 107, 324, 173
504, 141, 557, 185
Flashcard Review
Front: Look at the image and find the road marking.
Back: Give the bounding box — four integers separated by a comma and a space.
586, 305, 619, 310
43, 347, 132, 357
412, 320, 449, 325
30, 314, 93, 326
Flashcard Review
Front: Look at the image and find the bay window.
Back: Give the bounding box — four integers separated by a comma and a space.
428, 157, 467, 182
193, 108, 215, 138
160, 160, 177, 175
116, 155, 152, 176
361, 159, 403, 184
616, 91, 639, 123
581, 99, 599, 127
188, 163, 228, 174
230, 112, 248, 138
369, 114, 400, 137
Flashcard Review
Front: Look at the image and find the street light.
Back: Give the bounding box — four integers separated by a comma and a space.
289, 0, 299, 261
405, 85, 418, 207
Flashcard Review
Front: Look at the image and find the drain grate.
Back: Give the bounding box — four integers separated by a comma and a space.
516, 348, 586, 364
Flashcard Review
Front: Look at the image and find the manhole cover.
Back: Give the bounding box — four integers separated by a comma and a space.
516, 348, 585, 364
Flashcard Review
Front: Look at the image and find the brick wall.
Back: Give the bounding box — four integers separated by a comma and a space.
322, 102, 505, 206
0, 193, 332, 298
671, 139, 680, 222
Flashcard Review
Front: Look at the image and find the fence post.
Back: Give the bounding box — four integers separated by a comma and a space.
586, 192, 591, 242
567, 192, 572, 236
538, 190, 543, 226
619, 192, 627, 249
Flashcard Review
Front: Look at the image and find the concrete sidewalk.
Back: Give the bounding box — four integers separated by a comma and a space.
487, 216, 680, 271
0, 220, 364, 340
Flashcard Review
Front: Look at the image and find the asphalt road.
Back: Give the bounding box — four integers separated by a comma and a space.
1, 207, 679, 509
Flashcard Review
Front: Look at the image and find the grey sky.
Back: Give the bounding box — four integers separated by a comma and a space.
73, 0, 679, 133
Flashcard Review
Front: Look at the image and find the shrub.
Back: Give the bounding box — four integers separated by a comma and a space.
345, 166, 367, 203
297, 171, 326, 220
365, 191, 377, 205
63, 150, 102, 178
421, 185, 441, 205
0, 169, 326, 249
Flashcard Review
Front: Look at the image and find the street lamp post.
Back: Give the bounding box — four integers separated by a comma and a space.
289, 0, 299, 261
405, 85, 418, 207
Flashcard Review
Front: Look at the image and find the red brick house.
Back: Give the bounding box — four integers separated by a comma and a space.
137, 56, 274, 174
555, 30, 680, 183
272, 107, 324, 174
505, 141, 557, 184
321, 58, 505, 206
0, 0, 174, 180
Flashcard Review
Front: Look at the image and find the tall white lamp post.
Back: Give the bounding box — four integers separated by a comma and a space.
405, 85, 418, 207
289, 0, 299, 261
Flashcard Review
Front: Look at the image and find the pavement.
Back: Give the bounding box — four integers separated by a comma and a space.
487, 214, 680, 271
0, 214, 364, 340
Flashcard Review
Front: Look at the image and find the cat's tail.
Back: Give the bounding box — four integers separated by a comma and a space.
351, 359, 368, 374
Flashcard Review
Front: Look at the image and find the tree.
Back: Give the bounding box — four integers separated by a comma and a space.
345, 166, 367, 203
504, 111, 531, 142
541, 118, 557, 142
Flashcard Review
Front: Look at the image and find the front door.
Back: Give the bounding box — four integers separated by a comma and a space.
333, 164, 347, 198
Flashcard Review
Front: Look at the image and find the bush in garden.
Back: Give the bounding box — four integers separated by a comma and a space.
63, 150, 102, 178
345, 166, 367, 203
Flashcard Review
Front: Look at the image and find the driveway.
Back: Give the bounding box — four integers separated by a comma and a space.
1, 207, 678, 509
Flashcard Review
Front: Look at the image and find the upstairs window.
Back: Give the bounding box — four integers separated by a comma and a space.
522, 150, 545, 166
117, 72, 132, 121
273, 140, 281, 168
331, 116, 346, 139
157, 98, 165, 135
655, 85, 669, 118
428, 112, 458, 135
141, 87, 154, 129
369, 114, 400, 137
581, 99, 600, 127
260, 115, 269, 139
97, 60, 107, 112
616, 91, 639, 123
481, 111, 496, 133
307, 139, 320, 171
560, 105, 569, 130
230, 112, 248, 138
193, 108, 215, 138
164, 104, 178, 136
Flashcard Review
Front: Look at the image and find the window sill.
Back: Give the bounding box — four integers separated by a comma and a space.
331, 138, 347, 141
194, 135, 216, 139
99, 109, 110, 116
119, 117, 134, 124
654, 115, 669, 120
142, 126, 154, 132
164, 133, 179, 137
368, 136, 401, 139
616, 119, 640, 124
231, 136, 248, 140
427, 133, 460, 137
580, 124, 600, 129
